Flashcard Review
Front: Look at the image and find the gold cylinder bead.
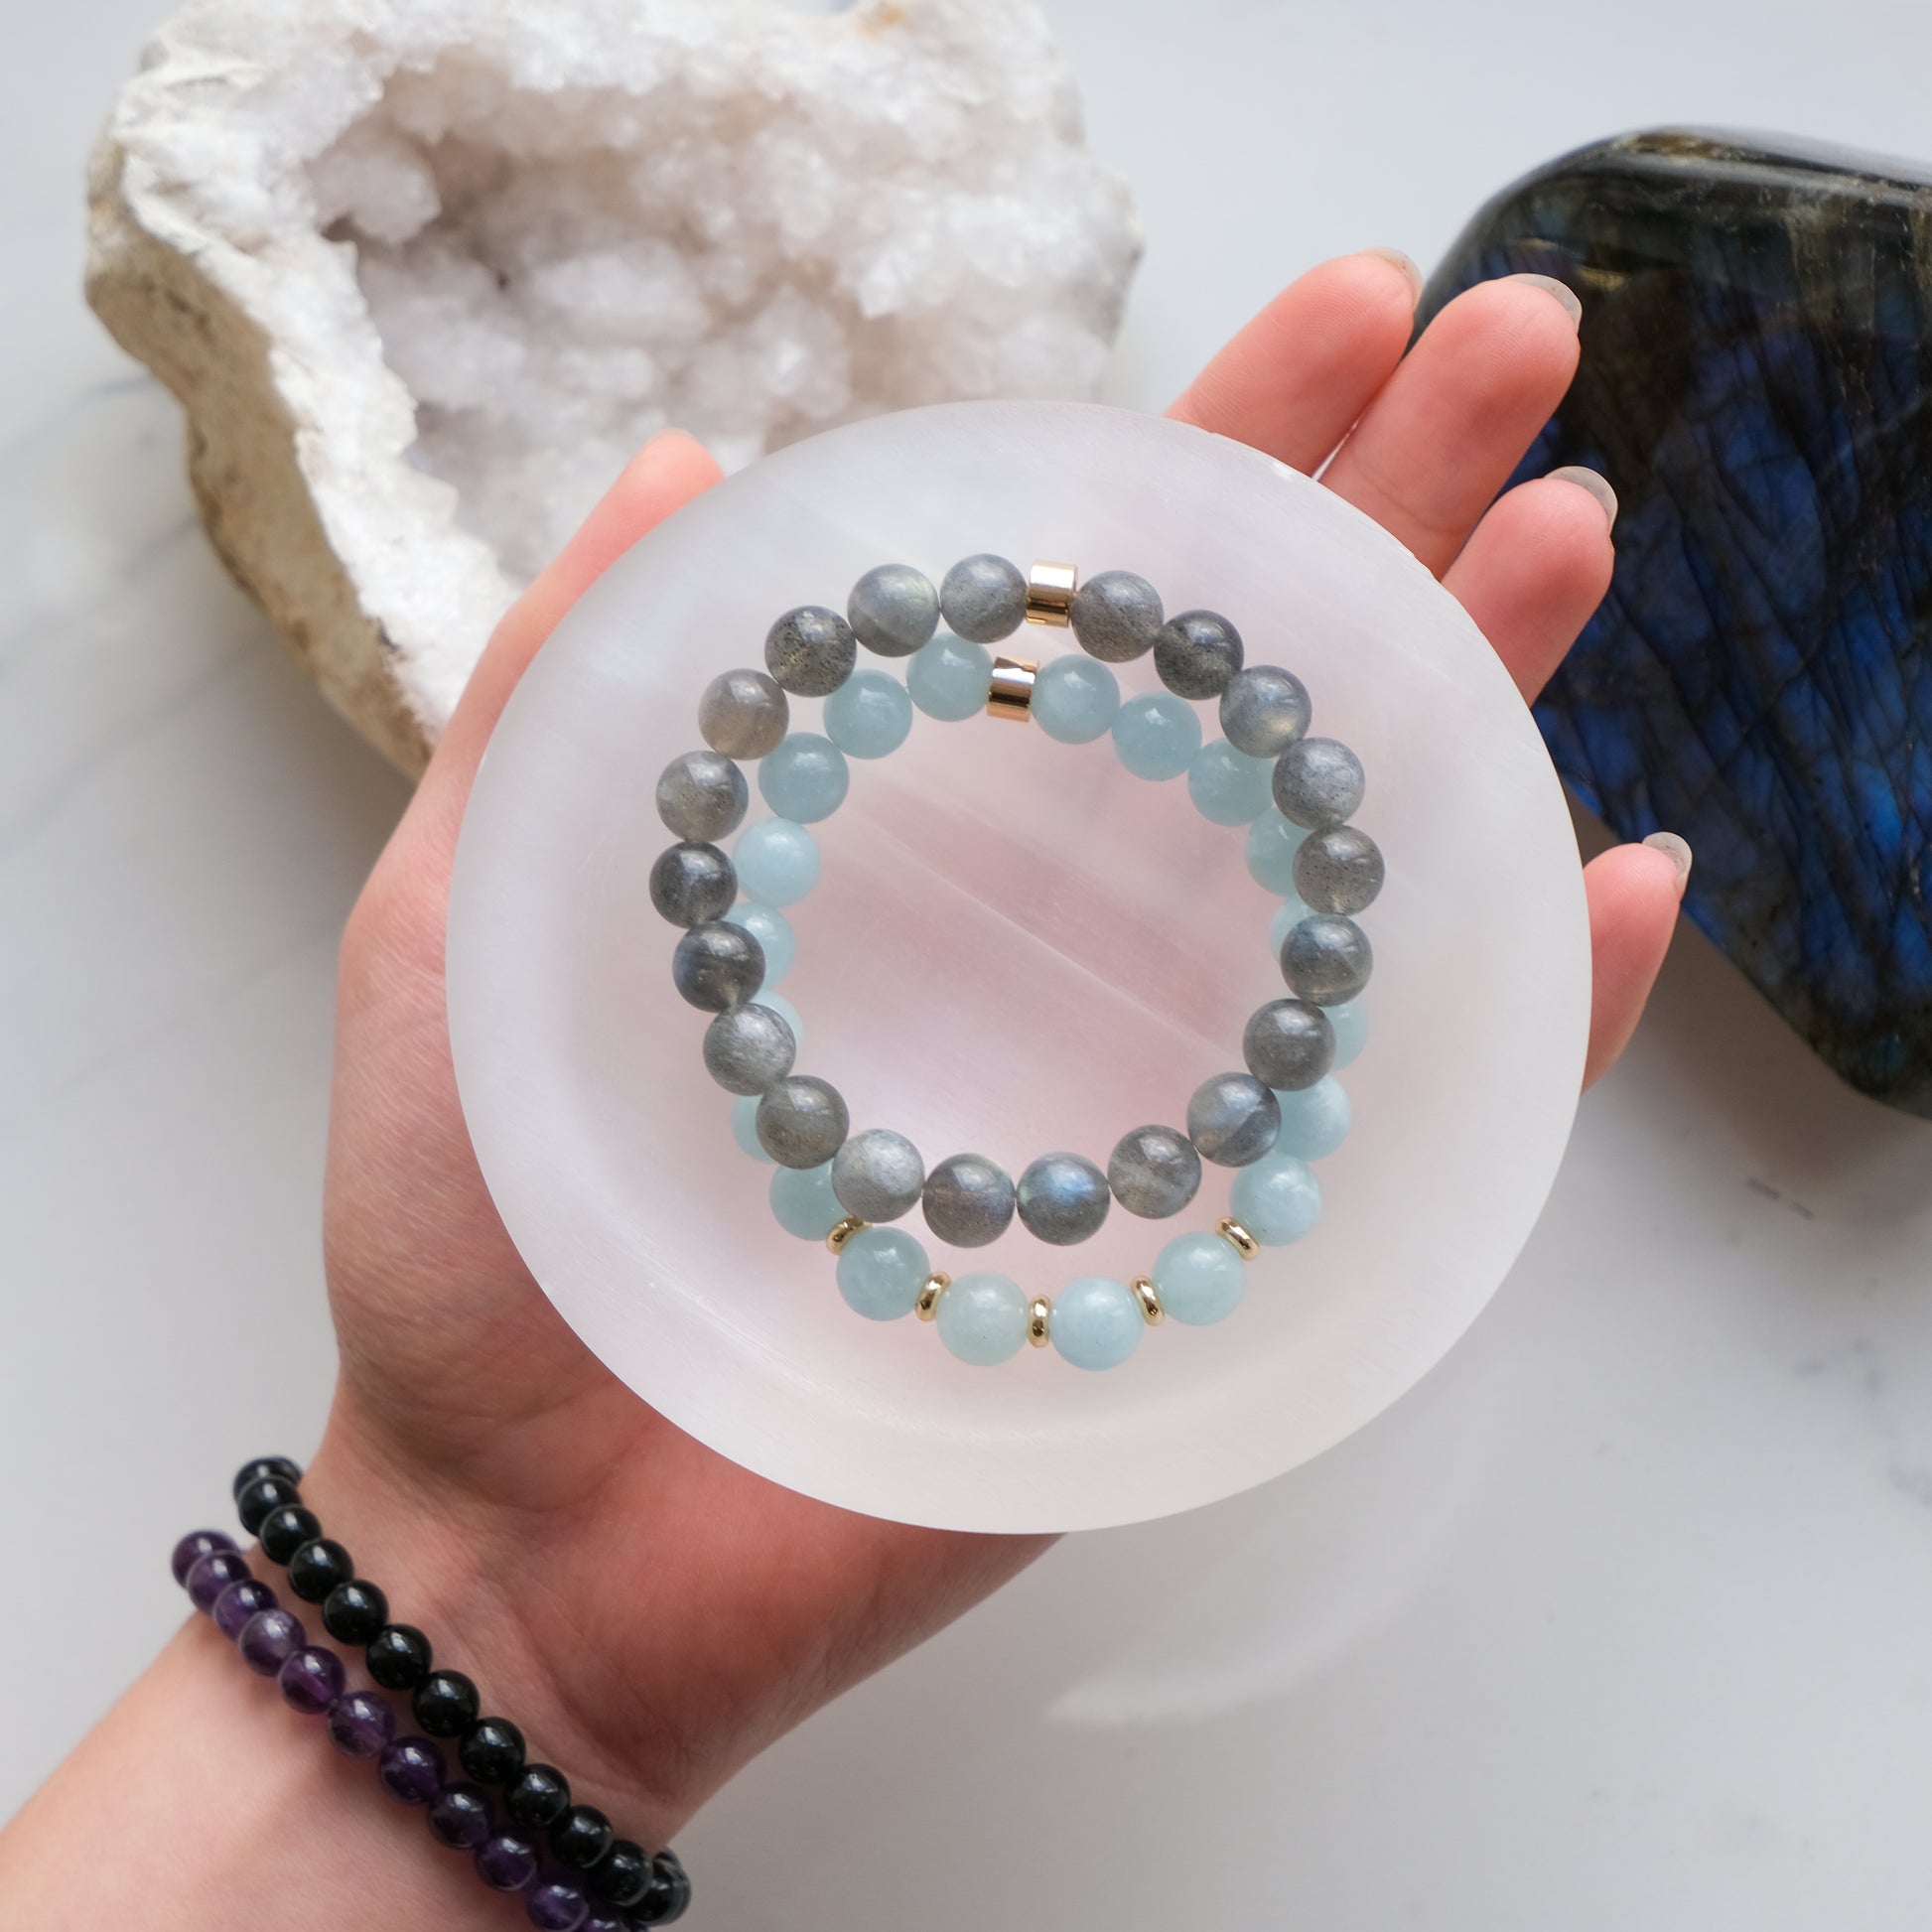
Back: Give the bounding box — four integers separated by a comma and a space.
1027, 1296, 1053, 1348
1025, 559, 1078, 626
1216, 1216, 1261, 1262
826, 1215, 868, 1256
915, 1272, 950, 1321
988, 655, 1037, 722
1132, 1276, 1165, 1325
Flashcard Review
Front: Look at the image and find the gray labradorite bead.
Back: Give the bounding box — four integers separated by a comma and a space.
922, 1153, 1017, 1248
1280, 913, 1374, 1006
672, 921, 765, 1013
1154, 609, 1244, 700
1069, 569, 1164, 663
1219, 664, 1311, 759
1294, 824, 1386, 915
756, 1074, 850, 1170
848, 563, 940, 658
649, 841, 736, 927
702, 1002, 795, 1093
1016, 1152, 1111, 1246
1242, 998, 1336, 1091
1186, 1072, 1282, 1167
939, 553, 1028, 643
831, 1128, 926, 1222
764, 606, 858, 698
1273, 736, 1366, 830
698, 668, 789, 759
656, 749, 749, 843
1107, 1124, 1202, 1219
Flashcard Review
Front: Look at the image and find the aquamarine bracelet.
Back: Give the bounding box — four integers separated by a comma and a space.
649, 555, 1380, 1370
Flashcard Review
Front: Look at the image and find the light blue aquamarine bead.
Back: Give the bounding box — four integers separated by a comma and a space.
824, 668, 913, 759
907, 631, 994, 721
1272, 1076, 1351, 1159
1152, 1231, 1247, 1326
1050, 1277, 1143, 1370
1268, 894, 1312, 962
836, 1226, 930, 1320
731, 1094, 774, 1163
1328, 997, 1369, 1069
1112, 693, 1201, 781
751, 991, 802, 1051
1229, 1154, 1322, 1246
735, 818, 820, 906
769, 1161, 843, 1240
1246, 808, 1311, 893
1187, 739, 1274, 825
1032, 655, 1121, 744
934, 1271, 1031, 1366
727, 902, 795, 986
759, 732, 849, 823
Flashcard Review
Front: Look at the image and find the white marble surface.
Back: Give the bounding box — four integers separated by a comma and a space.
8, 2, 1932, 1924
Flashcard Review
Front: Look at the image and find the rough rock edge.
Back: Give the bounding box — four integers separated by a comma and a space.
87, 140, 437, 776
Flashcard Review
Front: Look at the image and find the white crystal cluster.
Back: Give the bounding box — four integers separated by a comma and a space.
87, 0, 1140, 768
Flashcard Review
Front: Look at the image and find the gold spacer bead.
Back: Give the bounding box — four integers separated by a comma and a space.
1027, 1296, 1053, 1348
825, 1215, 868, 1256
987, 655, 1037, 722
1216, 1216, 1260, 1262
1132, 1276, 1165, 1325
915, 1272, 950, 1321
1024, 559, 1078, 626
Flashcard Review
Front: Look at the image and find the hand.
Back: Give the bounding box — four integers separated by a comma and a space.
315, 253, 1684, 1844
0, 253, 1685, 1930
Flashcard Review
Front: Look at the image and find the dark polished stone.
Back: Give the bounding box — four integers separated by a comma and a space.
1422, 130, 1932, 1114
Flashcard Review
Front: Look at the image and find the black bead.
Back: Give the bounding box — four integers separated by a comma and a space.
365, 1623, 433, 1691
235, 1473, 302, 1536
634, 1852, 693, 1924
459, 1717, 526, 1785
232, 1455, 302, 1502
258, 1504, 322, 1565
412, 1669, 481, 1738
588, 1839, 653, 1908
505, 1763, 571, 1830
287, 1537, 354, 1603
321, 1579, 389, 1646
550, 1804, 615, 1870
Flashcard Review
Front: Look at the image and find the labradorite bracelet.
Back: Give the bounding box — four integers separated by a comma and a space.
170, 1458, 691, 1929
649, 554, 1381, 1370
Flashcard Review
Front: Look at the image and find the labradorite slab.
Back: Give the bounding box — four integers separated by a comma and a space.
1421, 131, 1932, 1115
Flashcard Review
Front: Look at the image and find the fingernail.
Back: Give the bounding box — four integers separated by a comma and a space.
1504, 271, 1583, 330
1548, 464, 1618, 530
1643, 831, 1694, 896
1360, 246, 1424, 299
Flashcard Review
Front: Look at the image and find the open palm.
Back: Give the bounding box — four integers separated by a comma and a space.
305, 252, 1684, 1854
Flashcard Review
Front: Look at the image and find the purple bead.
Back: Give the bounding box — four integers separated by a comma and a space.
185, 1549, 251, 1614
326, 1689, 396, 1760
237, 1607, 305, 1676
378, 1735, 448, 1806
211, 1578, 278, 1640
171, 1529, 236, 1587
526, 1879, 591, 1931
426, 1783, 492, 1852
277, 1645, 345, 1717
583, 1917, 629, 1932
476, 1831, 540, 1893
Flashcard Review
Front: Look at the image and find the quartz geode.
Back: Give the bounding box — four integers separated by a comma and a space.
1423, 132, 1932, 1117
86, 0, 1140, 771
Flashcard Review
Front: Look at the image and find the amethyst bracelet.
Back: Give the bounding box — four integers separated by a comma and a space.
171, 1458, 690, 1928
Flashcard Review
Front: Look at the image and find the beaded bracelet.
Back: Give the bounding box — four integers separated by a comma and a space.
650, 553, 1379, 1370
170, 1458, 690, 1929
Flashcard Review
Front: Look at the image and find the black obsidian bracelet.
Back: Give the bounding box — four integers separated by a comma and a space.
221, 1457, 690, 1925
